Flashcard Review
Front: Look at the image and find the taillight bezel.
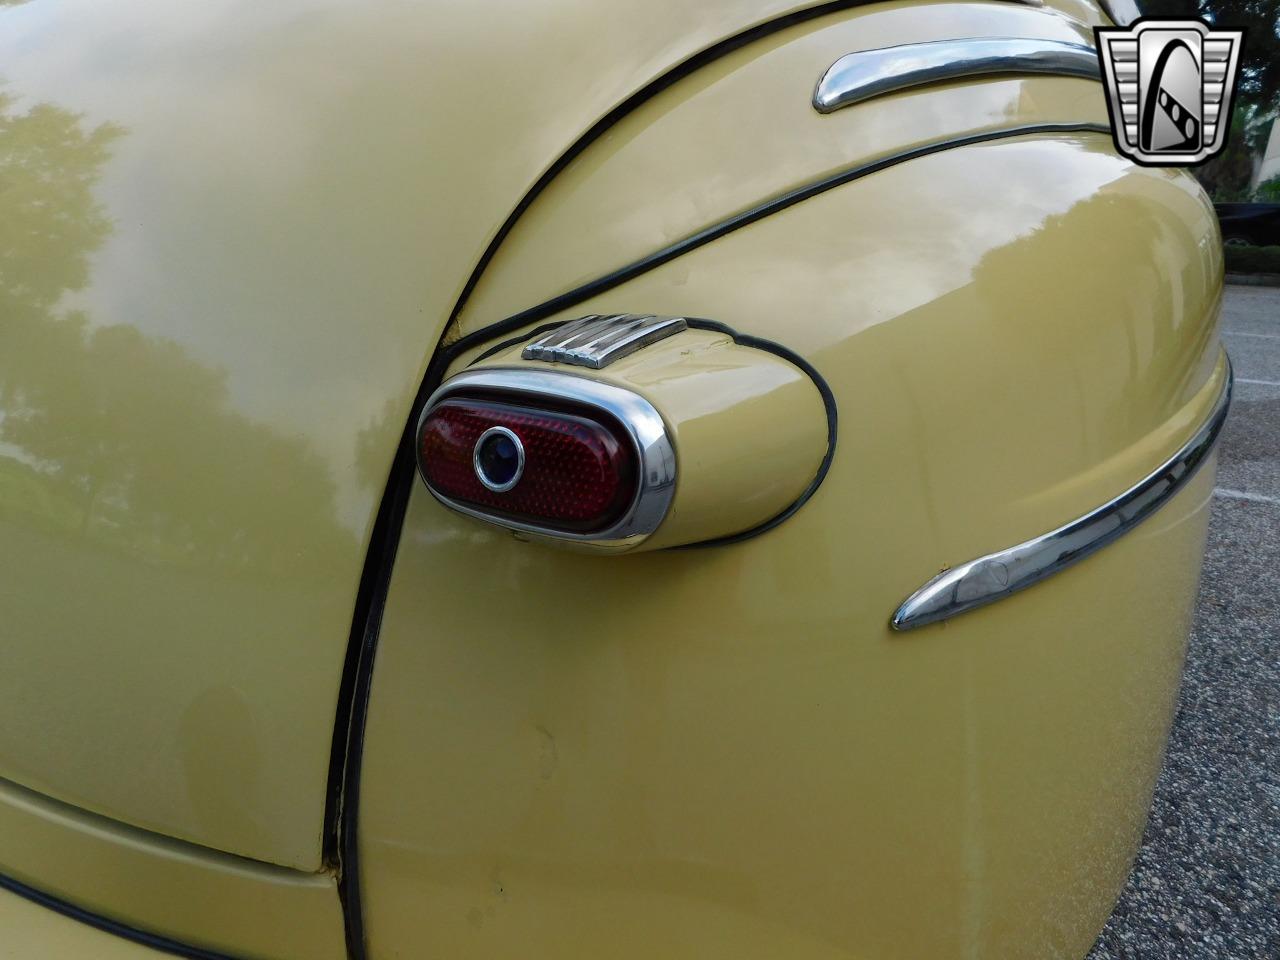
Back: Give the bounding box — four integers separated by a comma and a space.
415, 368, 677, 548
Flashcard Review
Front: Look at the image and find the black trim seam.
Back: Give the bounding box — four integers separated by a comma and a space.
0, 872, 242, 960
445, 121, 1111, 363
333, 455, 414, 960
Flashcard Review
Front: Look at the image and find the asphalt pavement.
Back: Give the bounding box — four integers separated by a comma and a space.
1087, 284, 1280, 960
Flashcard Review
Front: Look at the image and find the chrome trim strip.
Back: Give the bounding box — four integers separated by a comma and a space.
522, 313, 688, 368
813, 37, 1102, 114
417, 368, 677, 549
892, 361, 1233, 631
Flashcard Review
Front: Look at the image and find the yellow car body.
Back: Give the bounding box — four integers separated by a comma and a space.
0, 0, 1224, 957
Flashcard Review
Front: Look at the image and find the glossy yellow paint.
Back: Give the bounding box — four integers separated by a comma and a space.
466, 329, 828, 550
361, 464, 1212, 960
0, 775, 345, 959
0, 0, 903, 874
0, 0, 1218, 955
359, 129, 1222, 958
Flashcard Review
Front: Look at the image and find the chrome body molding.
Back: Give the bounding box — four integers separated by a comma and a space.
522, 313, 687, 369
892, 361, 1233, 631
813, 37, 1102, 115
417, 368, 677, 549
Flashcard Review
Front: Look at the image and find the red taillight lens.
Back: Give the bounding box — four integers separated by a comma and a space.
418, 397, 638, 533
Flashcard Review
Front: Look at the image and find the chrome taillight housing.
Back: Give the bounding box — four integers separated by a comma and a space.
416, 369, 676, 547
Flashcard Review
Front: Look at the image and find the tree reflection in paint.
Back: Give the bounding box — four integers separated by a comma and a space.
0, 92, 354, 575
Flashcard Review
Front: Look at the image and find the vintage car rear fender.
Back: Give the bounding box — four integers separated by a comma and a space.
0, 0, 1216, 957
5, 0, 1112, 952
356, 128, 1223, 959
0, 0, 1024, 876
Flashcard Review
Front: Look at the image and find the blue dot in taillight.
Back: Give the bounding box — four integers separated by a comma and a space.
473, 427, 524, 492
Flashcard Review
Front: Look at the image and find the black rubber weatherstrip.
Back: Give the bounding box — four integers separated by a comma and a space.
466, 316, 840, 547
327, 105, 1112, 960
0, 871, 243, 960
446, 121, 1112, 362
330, 450, 415, 960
